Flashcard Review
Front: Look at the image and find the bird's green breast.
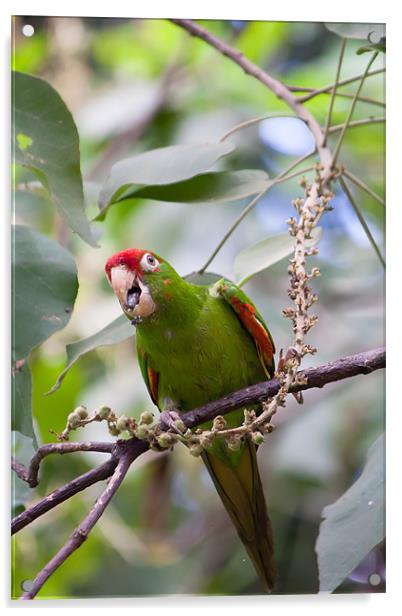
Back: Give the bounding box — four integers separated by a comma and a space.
136, 285, 266, 418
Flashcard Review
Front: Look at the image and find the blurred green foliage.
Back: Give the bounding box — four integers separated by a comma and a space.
12, 16, 384, 598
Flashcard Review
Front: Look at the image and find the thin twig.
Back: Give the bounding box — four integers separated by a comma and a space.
198, 189, 267, 274
12, 457, 120, 535
11, 457, 28, 482
323, 39, 347, 146
219, 112, 297, 142
342, 168, 385, 207
298, 92, 386, 109
198, 157, 316, 274
217, 115, 385, 147
25, 441, 114, 488
287, 67, 384, 96
170, 19, 333, 178
21, 441, 146, 600
297, 89, 384, 108
332, 53, 379, 167
328, 116, 385, 134
339, 176, 385, 269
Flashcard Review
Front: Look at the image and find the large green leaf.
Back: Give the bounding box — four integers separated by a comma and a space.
12, 225, 79, 360
98, 141, 236, 216
12, 431, 36, 512
96, 169, 270, 220
48, 314, 133, 394
316, 433, 385, 592
12, 71, 97, 247
12, 225, 79, 439
11, 358, 35, 443
234, 227, 322, 287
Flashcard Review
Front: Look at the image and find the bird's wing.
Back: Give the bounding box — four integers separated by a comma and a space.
137, 343, 160, 408
210, 279, 275, 378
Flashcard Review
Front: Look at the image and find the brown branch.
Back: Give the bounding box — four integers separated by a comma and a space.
12, 457, 119, 535
21, 440, 147, 600
327, 116, 385, 134
170, 19, 333, 181
287, 67, 384, 97
332, 52, 379, 167
323, 39, 347, 146
180, 348, 385, 431
11, 457, 29, 482
297, 89, 384, 108
25, 441, 114, 488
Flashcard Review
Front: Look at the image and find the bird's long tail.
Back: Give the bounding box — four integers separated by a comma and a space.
201, 438, 276, 592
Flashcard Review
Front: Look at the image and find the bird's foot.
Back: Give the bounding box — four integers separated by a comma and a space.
159, 404, 185, 434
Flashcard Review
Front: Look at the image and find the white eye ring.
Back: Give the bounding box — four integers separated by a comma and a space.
141, 252, 159, 272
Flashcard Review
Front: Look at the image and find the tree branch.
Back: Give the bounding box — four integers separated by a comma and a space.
179, 348, 385, 431
198, 151, 317, 273
339, 176, 385, 269
23, 441, 114, 488
332, 52, 379, 167
342, 168, 385, 207
21, 440, 147, 600
292, 73, 385, 108
13, 347, 384, 598
323, 39, 347, 146
170, 18, 333, 180
287, 67, 384, 99
297, 89, 384, 108
11, 457, 29, 482
12, 456, 119, 535
327, 116, 385, 134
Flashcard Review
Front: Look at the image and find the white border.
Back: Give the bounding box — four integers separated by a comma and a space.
2, 1, 400, 613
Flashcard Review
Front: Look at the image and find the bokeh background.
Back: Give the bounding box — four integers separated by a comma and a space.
12, 17, 385, 597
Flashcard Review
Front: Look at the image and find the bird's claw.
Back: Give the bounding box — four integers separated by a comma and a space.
159, 408, 183, 434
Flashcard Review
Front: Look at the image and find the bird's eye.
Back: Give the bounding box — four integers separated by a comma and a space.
141, 252, 159, 272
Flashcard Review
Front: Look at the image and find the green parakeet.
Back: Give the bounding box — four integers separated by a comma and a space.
105, 248, 276, 591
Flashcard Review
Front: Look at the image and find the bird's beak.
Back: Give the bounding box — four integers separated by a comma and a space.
109, 265, 155, 319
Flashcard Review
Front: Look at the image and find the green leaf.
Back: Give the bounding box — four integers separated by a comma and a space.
12, 225, 78, 439
12, 71, 97, 247
98, 141, 236, 217
12, 431, 36, 512
96, 169, 270, 220
324, 23, 385, 42
316, 433, 385, 592
48, 314, 133, 394
12, 225, 79, 360
234, 227, 323, 287
357, 40, 386, 55
12, 358, 36, 443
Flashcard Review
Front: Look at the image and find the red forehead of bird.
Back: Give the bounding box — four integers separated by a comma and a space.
105, 249, 162, 281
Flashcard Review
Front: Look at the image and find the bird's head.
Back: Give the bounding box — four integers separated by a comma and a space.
105, 248, 178, 321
